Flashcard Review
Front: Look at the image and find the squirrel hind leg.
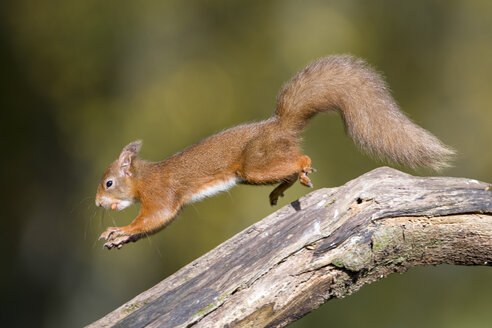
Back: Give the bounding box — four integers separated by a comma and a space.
239, 150, 315, 203
267, 154, 314, 206
239, 153, 313, 185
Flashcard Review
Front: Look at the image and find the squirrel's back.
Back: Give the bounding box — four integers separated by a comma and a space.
274, 55, 454, 170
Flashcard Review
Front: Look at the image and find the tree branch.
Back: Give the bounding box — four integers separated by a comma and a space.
88, 167, 492, 328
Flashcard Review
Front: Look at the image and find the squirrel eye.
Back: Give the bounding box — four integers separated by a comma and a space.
106, 180, 113, 188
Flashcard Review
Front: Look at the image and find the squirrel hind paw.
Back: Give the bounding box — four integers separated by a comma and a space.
299, 172, 313, 188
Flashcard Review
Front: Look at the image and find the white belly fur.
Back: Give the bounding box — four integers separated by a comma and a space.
189, 177, 240, 203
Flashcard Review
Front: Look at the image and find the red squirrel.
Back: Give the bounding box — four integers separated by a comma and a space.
95, 55, 454, 249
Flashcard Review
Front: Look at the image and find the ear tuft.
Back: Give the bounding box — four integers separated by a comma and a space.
118, 140, 143, 176
123, 140, 142, 155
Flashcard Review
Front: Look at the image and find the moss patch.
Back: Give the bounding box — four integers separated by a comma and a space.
192, 291, 230, 318
123, 299, 150, 314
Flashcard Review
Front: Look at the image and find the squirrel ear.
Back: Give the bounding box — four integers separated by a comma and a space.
118, 140, 142, 176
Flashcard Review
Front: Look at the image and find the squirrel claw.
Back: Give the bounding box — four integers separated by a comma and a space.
302, 166, 315, 174
304, 181, 314, 188
99, 227, 121, 241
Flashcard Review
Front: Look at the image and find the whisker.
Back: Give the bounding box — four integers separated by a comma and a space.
106, 210, 117, 227
70, 195, 94, 214
84, 209, 98, 240
99, 210, 105, 229
93, 234, 100, 248
144, 231, 163, 260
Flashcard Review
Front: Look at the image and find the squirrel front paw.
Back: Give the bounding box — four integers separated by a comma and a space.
99, 227, 138, 249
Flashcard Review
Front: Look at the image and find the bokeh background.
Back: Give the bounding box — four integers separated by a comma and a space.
2, 0, 491, 327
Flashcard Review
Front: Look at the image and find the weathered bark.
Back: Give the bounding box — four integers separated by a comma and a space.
88, 167, 492, 328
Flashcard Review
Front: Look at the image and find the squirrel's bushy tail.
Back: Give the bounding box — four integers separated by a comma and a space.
274, 55, 454, 170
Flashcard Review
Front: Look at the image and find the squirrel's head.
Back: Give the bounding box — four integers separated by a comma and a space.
95, 140, 142, 211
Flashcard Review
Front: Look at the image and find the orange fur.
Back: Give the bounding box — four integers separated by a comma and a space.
95, 55, 454, 249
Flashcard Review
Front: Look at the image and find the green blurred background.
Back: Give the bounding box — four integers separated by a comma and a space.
1, 0, 491, 327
